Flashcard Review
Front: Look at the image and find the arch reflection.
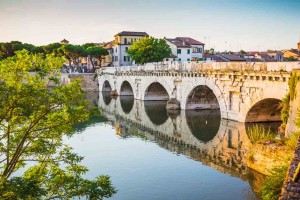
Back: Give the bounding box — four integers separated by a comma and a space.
102, 92, 112, 106
185, 109, 221, 143
144, 101, 169, 125
120, 96, 134, 114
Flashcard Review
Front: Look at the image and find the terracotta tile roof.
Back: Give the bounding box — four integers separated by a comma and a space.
176, 37, 205, 45
116, 31, 149, 37
165, 38, 191, 48
103, 40, 114, 48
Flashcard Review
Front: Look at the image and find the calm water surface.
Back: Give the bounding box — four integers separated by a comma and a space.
66, 92, 263, 200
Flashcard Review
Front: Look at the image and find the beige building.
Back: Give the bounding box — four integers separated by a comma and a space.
282, 42, 300, 61
104, 31, 149, 67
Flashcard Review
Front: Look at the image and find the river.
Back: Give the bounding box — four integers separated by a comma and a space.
66, 92, 265, 200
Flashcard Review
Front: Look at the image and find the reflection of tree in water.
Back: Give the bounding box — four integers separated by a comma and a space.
185, 110, 221, 143
120, 96, 134, 114
144, 101, 169, 125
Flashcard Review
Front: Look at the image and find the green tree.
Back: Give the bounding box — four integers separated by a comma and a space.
128, 37, 171, 64
59, 44, 87, 66
0, 50, 116, 199
239, 50, 246, 54
86, 46, 109, 67
42, 43, 62, 54
283, 56, 298, 62
82, 43, 96, 49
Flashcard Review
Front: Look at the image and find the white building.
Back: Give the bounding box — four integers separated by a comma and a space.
164, 37, 205, 62
103, 31, 149, 67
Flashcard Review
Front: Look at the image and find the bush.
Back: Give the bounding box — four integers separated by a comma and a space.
261, 164, 288, 200
247, 124, 277, 144
284, 131, 300, 150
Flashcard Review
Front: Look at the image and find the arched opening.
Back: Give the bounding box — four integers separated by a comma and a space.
185, 110, 221, 143
186, 85, 219, 110
144, 101, 169, 125
120, 96, 134, 114
120, 81, 134, 96
245, 98, 283, 123
144, 82, 169, 101
102, 80, 112, 92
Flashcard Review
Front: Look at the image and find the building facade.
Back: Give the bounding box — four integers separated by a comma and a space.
104, 31, 149, 67
164, 37, 205, 62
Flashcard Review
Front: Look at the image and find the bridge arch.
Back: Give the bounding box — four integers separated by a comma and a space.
144, 82, 170, 101
245, 98, 283, 123
120, 81, 134, 96
181, 78, 227, 119
102, 80, 112, 92
185, 85, 220, 110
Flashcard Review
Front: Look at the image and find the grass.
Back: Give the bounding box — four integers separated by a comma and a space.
247, 124, 277, 144
261, 164, 289, 200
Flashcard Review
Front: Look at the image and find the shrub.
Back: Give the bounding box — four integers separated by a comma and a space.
261, 164, 288, 200
247, 124, 277, 144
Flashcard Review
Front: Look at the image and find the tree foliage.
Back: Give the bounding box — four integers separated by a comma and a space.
128, 37, 171, 64
86, 46, 109, 67
58, 44, 87, 65
0, 41, 44, 58
0, 50, 116, 199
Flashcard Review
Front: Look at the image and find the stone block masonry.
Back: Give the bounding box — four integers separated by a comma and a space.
97, 62, 298, 122
61, 73, 99, 91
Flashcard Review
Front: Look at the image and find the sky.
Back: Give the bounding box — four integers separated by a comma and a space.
0, 0, 299, 51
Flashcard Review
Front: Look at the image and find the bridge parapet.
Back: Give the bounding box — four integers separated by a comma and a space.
98, 61, 300, 74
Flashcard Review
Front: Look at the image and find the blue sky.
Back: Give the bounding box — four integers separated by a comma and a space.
0, 0, 299, 51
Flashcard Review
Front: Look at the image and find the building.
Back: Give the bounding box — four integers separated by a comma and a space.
60, 39, 69, 45
164, 37, 205, 62
104, 31, 149, 67
215, 54, 247, 62
282, 42, 300, 61
264, 51, 283, 61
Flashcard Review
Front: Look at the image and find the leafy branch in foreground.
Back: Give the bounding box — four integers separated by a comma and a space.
0, 50, 116, 199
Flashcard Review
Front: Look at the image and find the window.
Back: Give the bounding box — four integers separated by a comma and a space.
112, 48, 114, 53
115, 56, 118, 61
199, 48, 202, 53
178, 58, 181, 61
173, 58, 176, 61
187, 49, 190, 54
125, 47, 128, 52
166, 58, 169, 61
124, 38, 127, 44
187, 58, 190, 61
116, 48, 117, 53
112, 56, 114, 62
177, 49, 181, 54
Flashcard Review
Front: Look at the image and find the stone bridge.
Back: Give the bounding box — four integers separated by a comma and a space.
97, 61, 300, 122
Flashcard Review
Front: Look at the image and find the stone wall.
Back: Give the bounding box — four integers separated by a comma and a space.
285, 70, 300, 137
280, 70, 300, 199
61, 73, 99, 91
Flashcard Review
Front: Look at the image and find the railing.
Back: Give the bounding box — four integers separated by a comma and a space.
98, 61, 300, 74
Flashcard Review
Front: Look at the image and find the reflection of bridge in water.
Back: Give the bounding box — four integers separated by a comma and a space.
98, 92, 264, 187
